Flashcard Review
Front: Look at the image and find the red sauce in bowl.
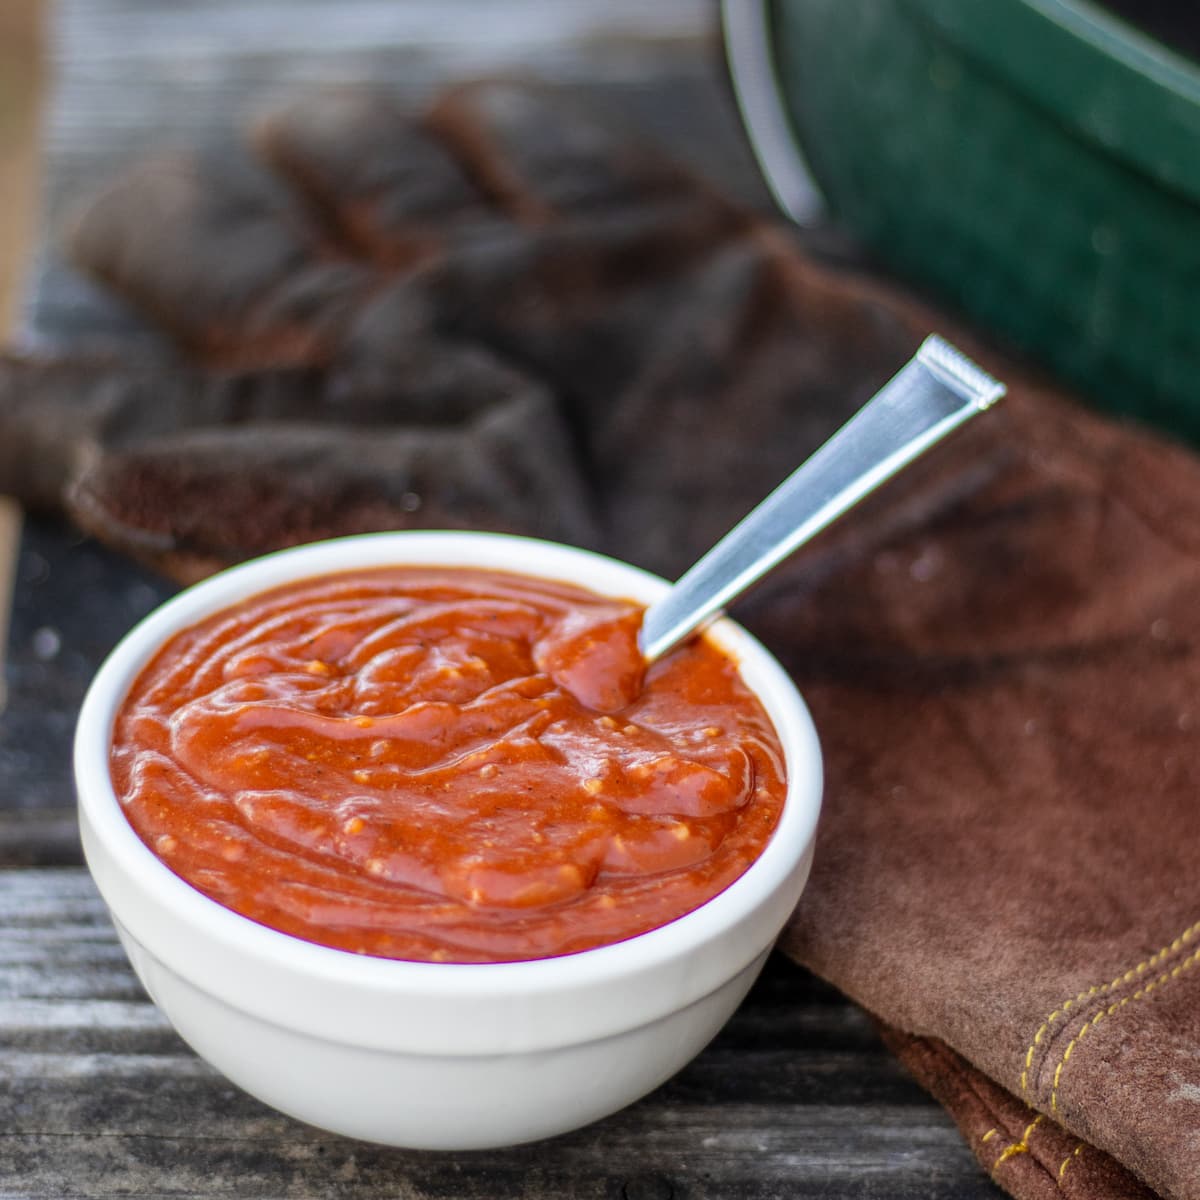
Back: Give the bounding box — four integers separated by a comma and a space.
110, 567, 787, 963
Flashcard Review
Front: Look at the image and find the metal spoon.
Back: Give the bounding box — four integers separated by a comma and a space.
638, 335, 1006, 662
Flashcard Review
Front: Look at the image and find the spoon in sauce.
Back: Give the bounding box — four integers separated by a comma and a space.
638, 335, 1006, 662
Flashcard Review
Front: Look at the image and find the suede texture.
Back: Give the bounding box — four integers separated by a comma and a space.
1, 83, 1196, 1199
761, 379, 1200, 1199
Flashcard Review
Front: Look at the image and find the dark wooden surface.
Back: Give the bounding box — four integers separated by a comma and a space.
1, 3, 1003, 1196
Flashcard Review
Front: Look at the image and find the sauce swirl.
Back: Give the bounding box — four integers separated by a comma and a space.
111, 567, 787, 962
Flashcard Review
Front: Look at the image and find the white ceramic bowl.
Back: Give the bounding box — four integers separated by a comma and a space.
75, 532, 822, 1149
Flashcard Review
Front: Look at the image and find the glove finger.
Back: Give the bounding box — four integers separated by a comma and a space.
591, 234, 936, 574
386, 198, 746, 450
0, 347, 432, 508
253, 80, 706, 258
0, 352, 133, 508
251, 88, 494, 269
65, 386, 597, 584
0, 324, 552, 510
65, 151, 372, 370
427, 81, 710, 224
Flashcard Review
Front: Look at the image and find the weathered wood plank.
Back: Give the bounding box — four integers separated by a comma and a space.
0, 516, 173, 863
0, 869, 999, 1199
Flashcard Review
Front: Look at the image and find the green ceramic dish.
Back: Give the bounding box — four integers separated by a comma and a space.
725, 0, 1200, 439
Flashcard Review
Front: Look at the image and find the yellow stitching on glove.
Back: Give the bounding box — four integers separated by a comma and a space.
1050, 945, 1200, 1114
1019, 917, 1200, 1096
992, 1114, 1044, 1170
1058, 1143, 1084, 1182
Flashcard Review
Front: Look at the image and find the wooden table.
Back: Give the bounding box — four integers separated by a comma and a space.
1, 3, 1004, 1196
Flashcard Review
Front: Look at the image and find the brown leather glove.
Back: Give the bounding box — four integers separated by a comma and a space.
0, 82, 918, 581
755, 384, 1200, 1200
6, 82, 1198, 1200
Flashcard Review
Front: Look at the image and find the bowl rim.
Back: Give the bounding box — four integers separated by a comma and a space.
75, 530, 823, 1006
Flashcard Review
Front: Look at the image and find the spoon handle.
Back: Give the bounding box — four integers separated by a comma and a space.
638, 335, 1006, 662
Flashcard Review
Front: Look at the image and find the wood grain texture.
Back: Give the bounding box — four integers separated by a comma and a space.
0, 516, 171, 859
1, 870, 992, 1200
